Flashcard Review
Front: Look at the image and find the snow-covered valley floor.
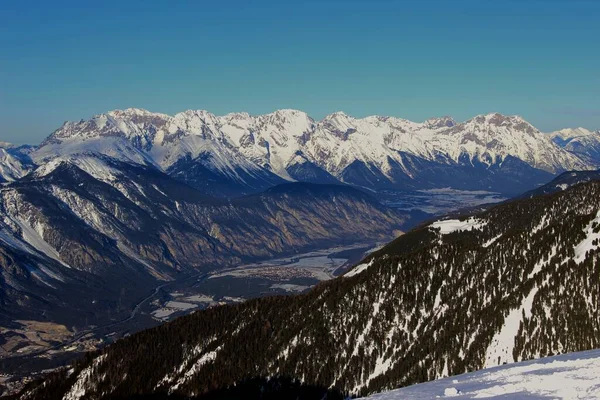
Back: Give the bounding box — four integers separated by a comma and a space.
364, 349, 600, 399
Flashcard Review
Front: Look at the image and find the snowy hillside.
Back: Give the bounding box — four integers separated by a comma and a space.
365, 349, 600, 399
29, 108, 593, 195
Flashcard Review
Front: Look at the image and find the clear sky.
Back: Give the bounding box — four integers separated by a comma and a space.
1, 0, 599, 144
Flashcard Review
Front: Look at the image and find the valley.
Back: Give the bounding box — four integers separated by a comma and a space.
14, 177, 600, 399
377, 188, 506, 215
0, 242, 378, 394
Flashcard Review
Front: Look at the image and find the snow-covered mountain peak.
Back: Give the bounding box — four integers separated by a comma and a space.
428, 113, 585, 173
268, 108, 310, 118
30, 155, 128, 185
22, 107, 598, 193
222, 111, 251, 121
459, 112, 537, 133
321, 111, 357, 126
171, 110, 222, 136
326, 110, 349, 117
106, 107, 167, 118
255, 109, 312, 128
173, 109, 220, 124
45, 109, 170, 144
550, 127, 600, 166
31, 157, 73, 178
257, 109, 315, 134
319, 111, 360, 139
424, 116, 456, 129
551, 127, 597, 140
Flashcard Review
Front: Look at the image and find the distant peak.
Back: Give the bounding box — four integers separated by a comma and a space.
425, 116, 456, 129
174, 109, 218, 121
223, 111, 251, 119
553, 127, 596, 137
107, 108, 156, 117
323, 111, 353, 122
265, 109, 311, 120
272, 108, 306, 115
465, 113, 533, 129
32, 158, 72, 178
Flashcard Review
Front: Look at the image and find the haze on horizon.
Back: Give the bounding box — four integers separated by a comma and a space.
1, 0, 599, 145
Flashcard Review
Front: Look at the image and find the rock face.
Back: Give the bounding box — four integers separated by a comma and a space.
0, 155, 406, 331
29, 108, 592, 196
19, 177, 600, 399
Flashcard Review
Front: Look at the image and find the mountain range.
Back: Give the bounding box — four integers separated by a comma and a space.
2, 108, 600, 398
15, 170, 600, 399
3, 108, 599, 196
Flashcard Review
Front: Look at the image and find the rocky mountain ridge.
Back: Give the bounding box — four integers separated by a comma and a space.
7, 108, 593, 196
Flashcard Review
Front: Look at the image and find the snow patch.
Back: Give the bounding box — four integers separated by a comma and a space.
63, 354, 107, 400
484, 288, 537, 368
430, 217, 487, 235
573, 210, 600, 263
345, 260, 374, 277
483, 234, 502, 248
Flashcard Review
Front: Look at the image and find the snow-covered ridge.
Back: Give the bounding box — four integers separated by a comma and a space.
551, 127, 598, 141
364, 349, 600, 399
33, 108, 591, 189
0, 142, 34, 182
31, 156, 123, 183
550, 127, 600, 165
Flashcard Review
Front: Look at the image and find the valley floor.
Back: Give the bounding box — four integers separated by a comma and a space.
364, 349, 600, 399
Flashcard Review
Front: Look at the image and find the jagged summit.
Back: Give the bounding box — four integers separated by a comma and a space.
6, 108, 596, 193
425, 116, 456, 129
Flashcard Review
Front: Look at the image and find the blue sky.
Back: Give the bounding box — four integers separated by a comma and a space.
1, 0, 599, 144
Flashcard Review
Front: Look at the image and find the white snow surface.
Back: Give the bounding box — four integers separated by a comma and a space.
430, 217, 487, 234
484, 289, 537, 368
345, 260, 374, 277
364, 349, 600, 399
573, 210, 600, 263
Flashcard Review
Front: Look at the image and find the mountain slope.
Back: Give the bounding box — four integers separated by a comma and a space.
0, 156, 406, 343
29, 108, 591, 196
19, 178, 600, 399
520, 168, 600, 198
